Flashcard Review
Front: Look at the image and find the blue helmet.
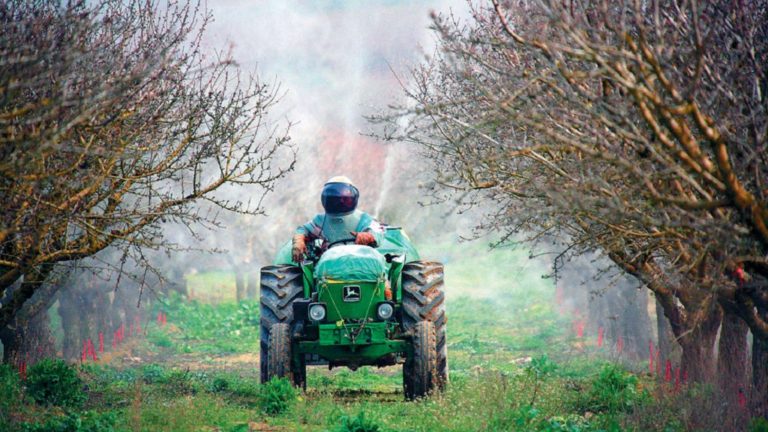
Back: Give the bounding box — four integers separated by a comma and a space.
321, 176, 359, 215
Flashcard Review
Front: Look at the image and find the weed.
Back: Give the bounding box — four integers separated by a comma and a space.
542, 415, 591, 432
20, 411, 117, 432
260, 377, 297, 415
334, 410, 383, 432
525, 355, 558, 406
163, 369, 198, 395
209, 376, 230, 393
141, 363, 166, 384
750, 417, 768, 432
1, 364, 23, 429
586, 365, 645, 414
146, 328, 174, 348
26, 359, 86, 408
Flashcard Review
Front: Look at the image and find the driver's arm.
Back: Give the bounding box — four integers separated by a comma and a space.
355, 219, 385, 247
293, 216, 323, 262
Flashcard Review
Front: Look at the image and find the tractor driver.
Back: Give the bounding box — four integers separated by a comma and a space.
292, 176, 384, 263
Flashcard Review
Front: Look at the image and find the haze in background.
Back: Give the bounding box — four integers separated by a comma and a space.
193, 0, 472, 266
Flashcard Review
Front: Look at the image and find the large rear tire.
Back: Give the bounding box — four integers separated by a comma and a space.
260, 265, 303, 384
403, 320, 437, 400
402, 261, 448, 390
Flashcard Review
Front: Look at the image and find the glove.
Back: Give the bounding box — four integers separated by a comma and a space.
354, 231, 376, 246
292, 234, 307, 262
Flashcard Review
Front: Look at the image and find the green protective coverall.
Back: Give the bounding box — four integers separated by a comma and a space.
295, 209, 385, 246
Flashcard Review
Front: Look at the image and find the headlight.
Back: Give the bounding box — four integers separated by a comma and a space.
376, 302, 394, 320
308, 303, 326, 322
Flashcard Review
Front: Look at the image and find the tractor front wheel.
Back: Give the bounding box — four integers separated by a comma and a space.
260, 265, 303, 384
403, 320, 437, 400
266, 323, 291, 381
265, 323, 306, 388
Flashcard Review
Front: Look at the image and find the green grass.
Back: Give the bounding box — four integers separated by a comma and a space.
5, 242, 693, 431
185, 270, 239, 303
150, 295, 260, 354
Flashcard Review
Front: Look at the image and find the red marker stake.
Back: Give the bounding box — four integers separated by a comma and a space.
597, 327, 604, 348
99, 332, 104, 353
664, 359, 672, 382
738, 389, 747, 409
91, 339, 98, 361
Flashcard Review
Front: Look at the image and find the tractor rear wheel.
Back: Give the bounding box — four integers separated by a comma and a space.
403, 320, 437, 400
260, 265, 303, 384
402, 261, 448, 389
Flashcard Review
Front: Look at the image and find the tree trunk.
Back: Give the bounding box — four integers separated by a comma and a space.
616, 279, 652, 360
0, 327, 19, 364
246, 271, 258, 300
717, 312, 748, 404
656, 298, 677, 363
754, 331, 768, 418
680, 309, 722, 383
1, 309, 55, 365
235, 270, 245, 302
58, 287, 83, 360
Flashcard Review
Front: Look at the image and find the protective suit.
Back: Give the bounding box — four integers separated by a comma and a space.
292, 176, 384, 262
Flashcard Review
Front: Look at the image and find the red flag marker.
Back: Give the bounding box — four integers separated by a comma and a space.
664, 359, 672, 382
81, 341, 88, 362
158, 311, 163, 325
597, 327, 604, 347
738, 389, 747, 409
89, 339, 98, 361
99, 332, 104, 353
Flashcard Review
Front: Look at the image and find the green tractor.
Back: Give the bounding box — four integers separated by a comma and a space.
259, 227, 447, 399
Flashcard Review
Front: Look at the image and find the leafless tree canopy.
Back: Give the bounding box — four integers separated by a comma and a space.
0, 0, 294, 328
383, 0, 767, 385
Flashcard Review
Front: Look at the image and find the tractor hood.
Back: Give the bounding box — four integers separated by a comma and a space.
315, 245, 386, 282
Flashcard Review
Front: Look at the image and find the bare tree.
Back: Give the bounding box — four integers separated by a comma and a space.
0, 0, 294, 361
383, 0, 767, 418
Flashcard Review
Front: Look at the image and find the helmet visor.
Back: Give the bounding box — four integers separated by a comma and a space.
321, 182, 359, 214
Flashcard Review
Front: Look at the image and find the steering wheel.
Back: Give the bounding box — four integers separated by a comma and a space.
327, 238, 357, 249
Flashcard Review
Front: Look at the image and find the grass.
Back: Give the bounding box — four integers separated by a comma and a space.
3, 241, 706, 431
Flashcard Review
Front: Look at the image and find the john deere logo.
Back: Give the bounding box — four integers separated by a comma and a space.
343, 286, 361, 302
